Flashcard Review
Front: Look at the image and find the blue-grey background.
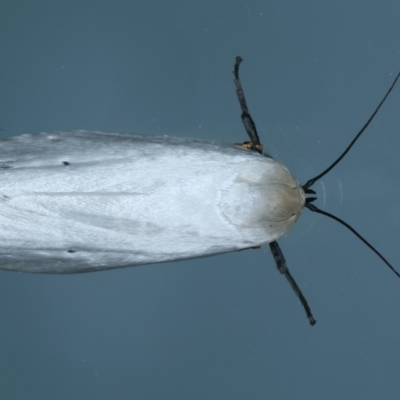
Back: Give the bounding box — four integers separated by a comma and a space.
1, 1, 400, 399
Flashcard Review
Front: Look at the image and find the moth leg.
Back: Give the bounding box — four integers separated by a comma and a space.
233, 56, 263, 155
234, 141, 263, 154
269, 241, 316, 326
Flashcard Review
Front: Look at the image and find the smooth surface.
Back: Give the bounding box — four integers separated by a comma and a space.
1, 1, 400, 399
0, 131, 303, 272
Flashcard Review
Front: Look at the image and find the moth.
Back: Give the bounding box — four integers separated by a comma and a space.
1, 57, 399, 325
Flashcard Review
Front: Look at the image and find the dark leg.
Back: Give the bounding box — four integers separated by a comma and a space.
269, 241, 316, 326
233, 56, 263, 154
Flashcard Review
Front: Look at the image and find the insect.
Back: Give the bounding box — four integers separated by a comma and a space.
0, 57, 399, 325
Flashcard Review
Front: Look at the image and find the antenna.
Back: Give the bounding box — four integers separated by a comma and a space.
303, 71, 400, 189
305, 202, 400, 279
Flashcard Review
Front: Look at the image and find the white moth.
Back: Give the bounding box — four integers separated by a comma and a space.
0, 131, 303, 273
2, 57, 399, 325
